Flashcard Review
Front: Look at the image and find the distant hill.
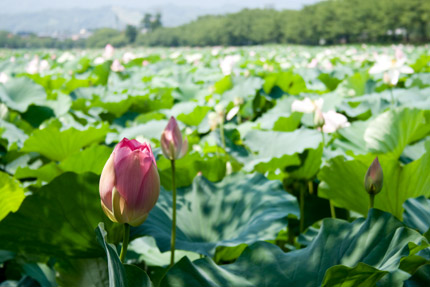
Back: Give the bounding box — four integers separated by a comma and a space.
0, 7, 137, 36
0, 1, 321, 36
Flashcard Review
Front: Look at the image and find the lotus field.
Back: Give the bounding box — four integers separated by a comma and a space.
2, 45, 430, 286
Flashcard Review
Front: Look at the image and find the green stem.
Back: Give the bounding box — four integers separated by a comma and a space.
299, 186, 305, 233
119, 224, 130, 263
170, 159, 177, 267
369, 193, 375, 210
390, 88, 395, 106
308, 181, 314, 195
287, 226, 295, 246
321, 130, 326, 146
219, 120, 226, 151
329, 201, 336, 218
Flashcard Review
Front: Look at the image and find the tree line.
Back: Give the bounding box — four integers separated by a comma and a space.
0, 0, 429, 49
140, 0, 430, 46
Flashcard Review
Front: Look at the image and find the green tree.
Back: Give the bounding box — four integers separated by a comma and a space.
125, 25, 138, 43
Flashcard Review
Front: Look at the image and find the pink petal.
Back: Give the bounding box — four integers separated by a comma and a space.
99, 153, 115, 211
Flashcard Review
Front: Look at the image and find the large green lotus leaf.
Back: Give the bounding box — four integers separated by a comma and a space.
334, 108, 430, 158
15, 162, 62, 183
364, 108, 430, 158
161, 210, 428, 287
403, 196, 430, 234
95, 224, 151, 287
157, 152, 226, 190
107, 120, 168, 145
57, 258, 109, 287
128, 236, 200, 267
213, 75, 233, 94
402, 139, 429, 162
318, 148, 430, 218
0, 172, 25, 221
0, 77, 47, 112
59, 144, 112, 175
21, 262, 56, 287
253, 96, 295, 127
90, 93, 133, 118
0, 119, 28, 149
288, 143, 324, 180
21, 122, 109, 161
263, 71, 307, 95
173, 102, 211, 126
242, 128, 322, 172
131, 173, 299, 257
0, 172, 115, 257
333, 120, 369, 156
220, 76, 264, 105
15, 145, 112, 183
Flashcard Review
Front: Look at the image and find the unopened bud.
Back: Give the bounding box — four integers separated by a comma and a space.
364, 157, 383, 195
314, 108, 325, 128
161, 117, 188, 160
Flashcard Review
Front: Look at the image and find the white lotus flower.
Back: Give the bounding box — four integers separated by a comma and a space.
291, 98, 323, 114
169, 51, 181, 59
322, 110, 350, 133
57, 52, 75, 63
111, 59, 124, 72
0, 72, 9, 84
220, 55, 241, 75
369, 55, 413, 86
26, 56, 39, 74
226, 106, 240, 121
94, 57, 105, 65
122, 52, 136, 64
307, 58, 318, 68
39, 60, 50, 72
185, 53, 202, 65
103, 44, 114, 59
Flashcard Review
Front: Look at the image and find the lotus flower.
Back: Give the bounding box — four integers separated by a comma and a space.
103, 44, 115, 59
369, 54, 413, 86
321, 110, 350, 133
291, 97, 323, 114
122, 52, 136, 64
161, 117, 188, 160
99, 138, 160, 227
220, 54, 241, 75
0, 72, 9, 84
364, 157, 383, 195
111, 59, 125, 72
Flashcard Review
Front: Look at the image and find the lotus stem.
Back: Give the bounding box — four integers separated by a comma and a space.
170, 159, 177, 266
119, 224, 130, 263
299, 186, 305, 233
329, 201, 336, 218
369, 193, 375, 210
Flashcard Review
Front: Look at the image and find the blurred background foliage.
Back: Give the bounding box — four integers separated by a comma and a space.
0, 0, 429, 49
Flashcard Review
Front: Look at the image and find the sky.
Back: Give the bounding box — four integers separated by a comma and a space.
0, 0, 322, 14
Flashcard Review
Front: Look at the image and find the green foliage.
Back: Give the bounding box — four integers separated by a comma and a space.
162, 210, 430, 286
131, 173, 299, 256
1, 45, 430, 286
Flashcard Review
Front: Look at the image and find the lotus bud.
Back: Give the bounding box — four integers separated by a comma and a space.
364, 157, 383, 195
161, 116, 188, 160
99, 138, 160, 227
215, 103, 225, 118
208, 112, 219, 131
314, 107, 325, 128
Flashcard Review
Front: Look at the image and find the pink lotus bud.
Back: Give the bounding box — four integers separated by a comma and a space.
364, 157, 383, 195
160, 117, 188, 160
99, 138, 160, 227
